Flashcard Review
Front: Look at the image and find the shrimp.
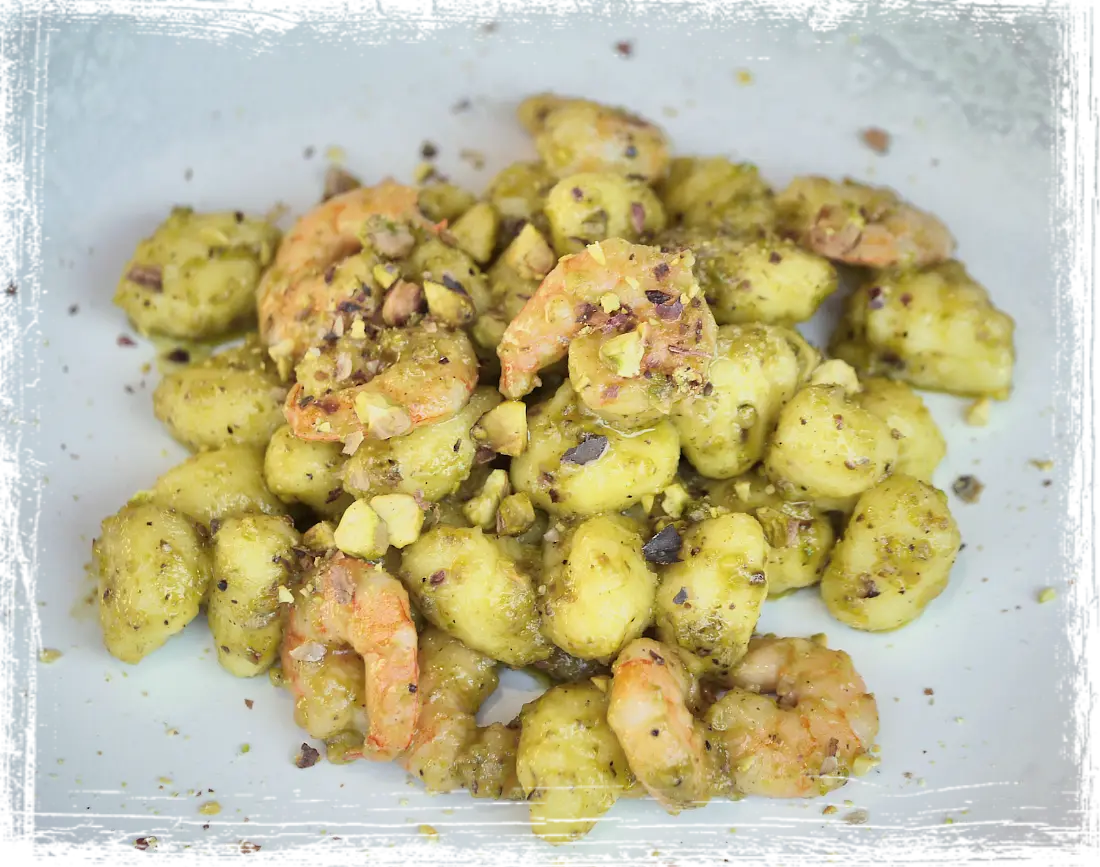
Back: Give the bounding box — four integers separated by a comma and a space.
704, 635, 879, 798
307, 552, 419, 760
284, 321, 479, 443
776, 176, 955, 269
280, 589, 368, 743
607, 638, 716, 813
497, 239, 717, 421
258, 180, 438, 374
401, 627, 523, 799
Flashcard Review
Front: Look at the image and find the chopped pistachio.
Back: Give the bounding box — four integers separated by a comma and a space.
423, 279, 476, 326
370, 494, 424, 548
964, 398, 991, 426
499, 224, 556, 280
449, 202, 499, 264
472, 400, 528, 456
496, 492, 536, 536
348, 319, 366, 340
302, 521, 336, 552
463, 470, 511, 530
641, 494, 655, 513
733, 480, 752, 502
353, 392, 412, 439
334, 500, 389, 559
587, 241, 607, 265
1029, 458, 1054, 471
413, 161, 436, 184
372, 263, 399, 290
599, 293, 621, 314
600, 329, 645, 378
1038, 587, 1057, 604
418, 824, 439, 842
38, 648, 62, 664
198, 801, 221, 816
851, 754, 879, 776
277, 586, 295, 604
809, 359, 862, 393
240, 744, 251, 754
661, 483, 690, 519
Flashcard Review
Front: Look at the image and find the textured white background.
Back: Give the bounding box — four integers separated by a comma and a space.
2, 1, 1096, 865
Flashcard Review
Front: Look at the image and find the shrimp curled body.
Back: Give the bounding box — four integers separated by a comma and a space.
607, 638, 716, 813
309, 552, 420, 760
705, 635, 879, 798
258, 180, 437, 375
497, 239, 717, 421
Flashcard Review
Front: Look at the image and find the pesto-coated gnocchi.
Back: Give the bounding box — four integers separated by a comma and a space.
115, 207, 280, 340
516, 681, 633, 844
658, 157, 776, 233
399, 526, 550, 666
94, 502, 211, 664
820, 473, 961, 631
764, 384, 898, 502
519, 94, 670, 181
485, 160, 556, 243
541, 514, 657, 661
544, 172, 666, 256
706, 472, 836, 597
830, 261, 1015, 399
153, 337, 287, 451
662, 228, 838, 325
208, 514, 300, 677
856, 377, 945, 482
148, 445, 288, 526
672, 323, 818, 479
263, 424, 353, 518
654, 513, 769, 681
343, 387, 501, 502
511, 382, 681, 517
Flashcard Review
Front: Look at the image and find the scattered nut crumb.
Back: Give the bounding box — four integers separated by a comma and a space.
614, 40, 634, 57
116, 334, 136, 347
38, 648, 62, 663
952, 475, 984, 504
964, 398, 991, 426
860, 127, 891, 154
240, 841, 261, 853
1029, 458, 1054, 471
199, 800, 221, 816
459, 148, 486, 170
295, 743, 321, 768
244, 699, 253, 709
418, 823, 439, 841
1038, 587, 1057, 604
822, 804, 838, 815
325, 145, 346, 164
134, 836, 158, 850
843, 808, 869, 825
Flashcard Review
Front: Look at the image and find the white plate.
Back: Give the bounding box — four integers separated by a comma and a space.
21, 8, 1075, 864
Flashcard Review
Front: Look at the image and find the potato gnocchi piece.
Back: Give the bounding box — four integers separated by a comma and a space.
94, 502, 212, 664
672, 323, 818, 479
485, 160, 556, 244
544, 172, 667, 256
343, 387, 501, 502
208, 514, 300, 677
511, 382, 680, 517
148, 445, 287, 526
541, 514, 657, 661
658, 157, 776, 233
399, 526, 550, 666
706, 472, 836, 597
153, 337, 287, 451
114, 208, 280, 340
856, 377, 945, 483
402, 628, 522, 798
519, 94, 670, 182
830, 261, 1015, 399
764, 384, 898, 501
654, 514, 769, 681
821, 473, 961, 631
263, 425, 352, 518
417, 181, 477, 224
516, 681, 633, 844
281, 590, 366, 741
662, 228, 838, 325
